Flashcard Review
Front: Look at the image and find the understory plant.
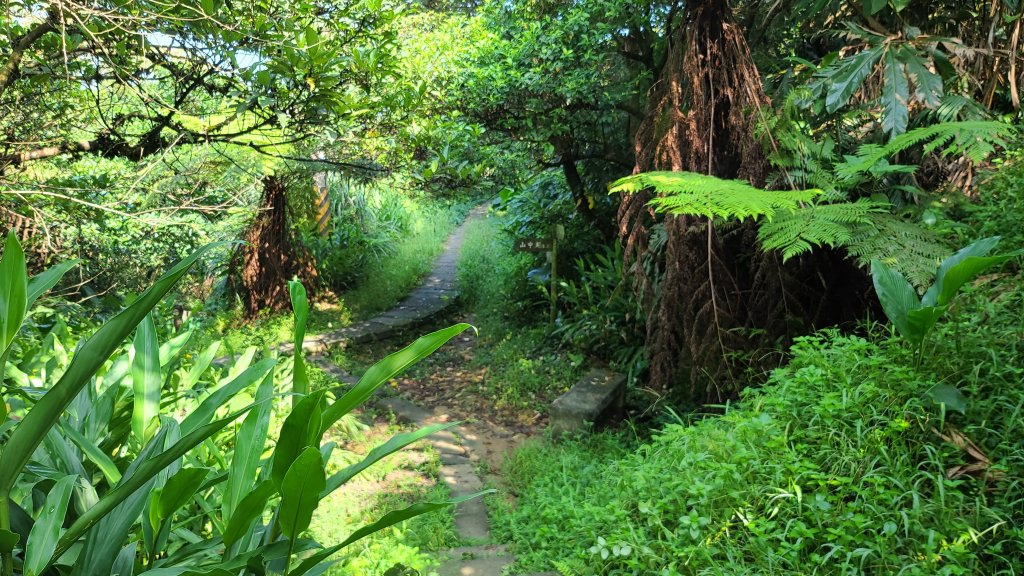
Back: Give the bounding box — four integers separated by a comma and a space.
495, 285, 1024, 574
872, 236, 1021, 367
0, 232, 484, 576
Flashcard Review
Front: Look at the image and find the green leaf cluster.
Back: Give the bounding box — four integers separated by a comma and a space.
0, 235, 487, 575
872, 236, 1021, 369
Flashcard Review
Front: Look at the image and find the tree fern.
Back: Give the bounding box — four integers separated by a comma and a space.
845, 213, 951, 289
836, 121, 1015, 180
759, 198, 889, 261
609, 171, 819, 221
611, 171, 950, 287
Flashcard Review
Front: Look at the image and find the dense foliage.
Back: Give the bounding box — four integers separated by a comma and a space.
2, 0, 1024, 574
497, 275, 1024, 574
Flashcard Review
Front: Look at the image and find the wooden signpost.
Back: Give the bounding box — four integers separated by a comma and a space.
515, 224, 565, 326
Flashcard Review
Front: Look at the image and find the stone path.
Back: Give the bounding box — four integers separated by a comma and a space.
299, 203, 525, 575
378, 396, 515, 576
284, 204, 487, 355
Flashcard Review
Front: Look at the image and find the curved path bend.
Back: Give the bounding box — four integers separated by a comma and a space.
301, 204, 548, 575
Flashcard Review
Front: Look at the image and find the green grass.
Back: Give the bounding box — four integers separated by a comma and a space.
493, 274, 1024, 575
456, 214, 534, 334
454, 212, 580, 413
307, 414, 459, 576
466, 326, 580, 413
336, 202, 458, 321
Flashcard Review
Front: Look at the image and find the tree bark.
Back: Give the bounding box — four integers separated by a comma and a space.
0, 16, 55, 99
228, 175, 318, 317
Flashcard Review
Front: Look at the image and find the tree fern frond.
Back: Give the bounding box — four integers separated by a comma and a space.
609, 171, 820, 221
758, 198, 888, 261
932, 94, 989, 122
836, 121, 1015, 180
845, 213, 951, 289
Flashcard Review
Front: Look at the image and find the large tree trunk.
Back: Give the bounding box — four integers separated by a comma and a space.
229, 175, 318, 318
619, 0, 867, 401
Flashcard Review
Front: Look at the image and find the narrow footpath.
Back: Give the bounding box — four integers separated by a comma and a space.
301, 204, 552, 576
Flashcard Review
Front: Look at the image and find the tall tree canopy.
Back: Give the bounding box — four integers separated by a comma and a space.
0, 0, 397, 173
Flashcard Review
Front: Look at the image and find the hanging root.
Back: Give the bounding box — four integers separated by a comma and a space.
229, 175, 318, 318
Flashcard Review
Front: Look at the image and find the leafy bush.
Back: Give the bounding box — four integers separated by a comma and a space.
495, 274, 1024, 575
299, 177, 413, 292
555, 244, 645, 378
0, 234, 483, 575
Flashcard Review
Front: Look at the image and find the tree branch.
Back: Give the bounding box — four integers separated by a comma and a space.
0, 16, 56, 99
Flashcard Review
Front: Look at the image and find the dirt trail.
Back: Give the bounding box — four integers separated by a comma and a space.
307, 205, 550, 575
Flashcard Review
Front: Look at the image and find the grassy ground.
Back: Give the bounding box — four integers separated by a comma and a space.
306, 366, 459, 576
490, 272, 1024, 575
191, 196, 472, 355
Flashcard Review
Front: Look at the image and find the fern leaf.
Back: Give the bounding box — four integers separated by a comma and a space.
836, 121, 1015, 180
845, 213, 951, 289
609, 171, 820, 222
758, 198, 888, 261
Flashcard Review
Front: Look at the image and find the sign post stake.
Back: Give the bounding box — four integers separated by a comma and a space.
549, 224, 564, 327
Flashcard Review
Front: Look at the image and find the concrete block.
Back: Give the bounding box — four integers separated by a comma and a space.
549, 369, 626, 436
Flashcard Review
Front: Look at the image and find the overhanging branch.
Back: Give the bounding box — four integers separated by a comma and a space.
0, 16, 56, 99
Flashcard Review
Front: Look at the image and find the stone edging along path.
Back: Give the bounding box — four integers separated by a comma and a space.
281, 204, 488, 356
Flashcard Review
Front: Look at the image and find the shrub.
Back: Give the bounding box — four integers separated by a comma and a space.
495, 274, 1024, 575
556, 243, 646, 378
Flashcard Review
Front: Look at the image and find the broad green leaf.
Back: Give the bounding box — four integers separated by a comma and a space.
890, 0, 911, 11
222, 480, 276, 548
931, 254, 1021, 308
27, 259, 79, 310
289, 491, 493, 576
140, 569, 234, 576
289, 281, 308, 346
60, 423, 122, 485
871, 259, 924, 344
823, 46, 884, 113
321, 324, 472, 433
0, 528, 20, 554
140, 539, 301, 575
150, 468, 209, 532
24, 474, 77, 576
159, 328, 194, 369
271, 390, 325, 489
180, 341, 221, 390
278, 447, 325, 541
863, 0, 886, 14
927, 384, 968, 414
180, 358, 276, 435
881, 49, 909, 138
324, 422, 456, 496
223, 370, 274, 520
896, 45, 942, 107
132, 313, 162, 443
0, 232, 28, 356
55, 403, 258, 567
923, 237, 1017, 306
906, 306, 946, 346
289, 280, 309, 399
929, 48, 956, 80
111, 541, 137, 576
0, 243, 225, 498
225, 346, 257, 381
72, 423, 182, 576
